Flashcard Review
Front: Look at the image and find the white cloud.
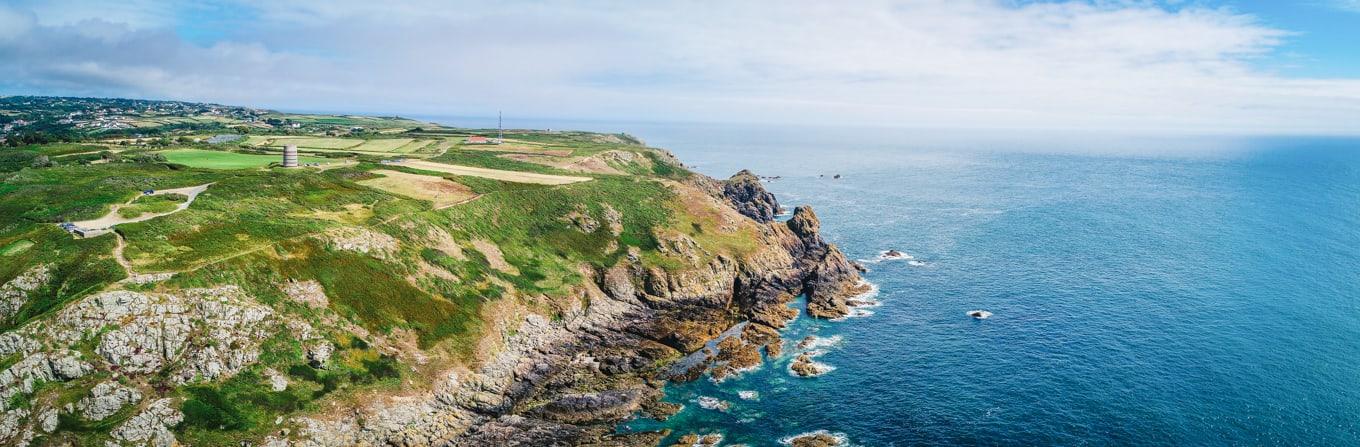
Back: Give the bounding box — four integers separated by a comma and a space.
1, 0, 1358, 135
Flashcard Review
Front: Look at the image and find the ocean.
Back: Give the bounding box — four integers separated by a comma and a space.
612, 124, 1360, 446
422, 116, 1360, 445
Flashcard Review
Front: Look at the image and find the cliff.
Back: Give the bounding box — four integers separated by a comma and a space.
0, 115, 863, 446
282, 170, 866, 446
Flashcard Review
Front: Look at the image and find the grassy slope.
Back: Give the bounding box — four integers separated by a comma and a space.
0, 124, 722, 445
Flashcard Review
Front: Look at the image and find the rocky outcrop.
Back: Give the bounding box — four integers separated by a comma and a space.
110, 398, 182, 447
782, 206, 871, 319
0, 351, 93, 412
0, 264, 50, 321
722, 169, 781, 223
78, 381, 144, 421
48, 286, 275, 384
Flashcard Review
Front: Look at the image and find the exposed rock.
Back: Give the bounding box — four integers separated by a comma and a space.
785, 431, 846, 447
325, 226, 398, 258
77, 381, 143, 421
790, 351, 834, 378
563, 205, 600, 233
110, 398, 182, 447
0, 408, 28, 444
537, 389, 644, 424
281, 279, 329, 308
0, 264, 50, 321
48, 286, 274, 384
696, 396, 730, 411
785, 206, 870, 319
0, 351, 93, 411
265, 368, 289, 391
601, 203, 624, 237
723, 170, 780, 223
38, 408, 57, 433
0, 333, 38, 357
306, 341, 334, 368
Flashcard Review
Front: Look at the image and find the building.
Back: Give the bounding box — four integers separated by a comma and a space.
282, 145, 299, 167
465, 136, 490, 144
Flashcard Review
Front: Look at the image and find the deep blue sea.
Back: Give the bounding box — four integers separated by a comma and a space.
428, 116, 1360, 445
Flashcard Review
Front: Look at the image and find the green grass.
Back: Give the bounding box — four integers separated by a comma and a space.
158, 149, 329, 169
0, 239, 33, 256
351, 138, 414, 152
117, 193, 187, 218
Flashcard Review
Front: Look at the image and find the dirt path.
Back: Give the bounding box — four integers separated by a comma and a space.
109, 232, 174, 285
395, 160, 591, 185
71, 183, 213, 230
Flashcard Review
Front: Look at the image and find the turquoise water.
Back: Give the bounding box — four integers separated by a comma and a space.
613, 126, 1360, 446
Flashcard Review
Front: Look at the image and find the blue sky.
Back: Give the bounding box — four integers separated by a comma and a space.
1, 0, 1358, 134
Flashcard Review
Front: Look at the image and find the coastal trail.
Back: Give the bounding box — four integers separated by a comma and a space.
70, 183, 214, 230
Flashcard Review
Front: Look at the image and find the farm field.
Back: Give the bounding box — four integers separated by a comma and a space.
158, 149, 331, 169
358, 169, 477, 208
351, 138, 414, 152
395, 159, 593, 185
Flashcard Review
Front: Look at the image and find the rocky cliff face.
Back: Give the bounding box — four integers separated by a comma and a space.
0, 167, 862, 446
259, 170, 866, 446
722, 169, 781, 223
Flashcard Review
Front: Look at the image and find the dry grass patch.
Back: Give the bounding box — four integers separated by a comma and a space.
358, 169, 477, 209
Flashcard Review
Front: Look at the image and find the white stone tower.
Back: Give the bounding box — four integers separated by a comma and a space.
283, 144, 299, 167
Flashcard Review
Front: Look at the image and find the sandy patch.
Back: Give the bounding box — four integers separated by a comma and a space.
471, 239, 520, 275
359, 169, 477, 209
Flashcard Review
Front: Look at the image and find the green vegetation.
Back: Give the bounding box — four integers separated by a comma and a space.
0, 96, 769, 445
158, 149, 328, 169
0, 239, 33, 256
117, 193, 187, 218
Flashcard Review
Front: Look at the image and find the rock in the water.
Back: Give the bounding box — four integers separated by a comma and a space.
789, 351, 833, 378
784, 430, 846, 447
696, 396, 730, 411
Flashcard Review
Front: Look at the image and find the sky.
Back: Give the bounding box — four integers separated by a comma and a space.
1, 0, 1358, 135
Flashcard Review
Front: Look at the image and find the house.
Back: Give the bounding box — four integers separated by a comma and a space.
465, 136, 490, 144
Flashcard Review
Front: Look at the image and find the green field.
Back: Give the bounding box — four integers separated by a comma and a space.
351, 138, 415, 152
158, 149, 330, 169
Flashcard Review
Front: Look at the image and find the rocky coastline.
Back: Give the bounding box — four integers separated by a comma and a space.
0, 165, 864, 446
298, 169, 868, 445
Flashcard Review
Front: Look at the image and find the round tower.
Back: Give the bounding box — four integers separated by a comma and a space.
283, 144, 299, 167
